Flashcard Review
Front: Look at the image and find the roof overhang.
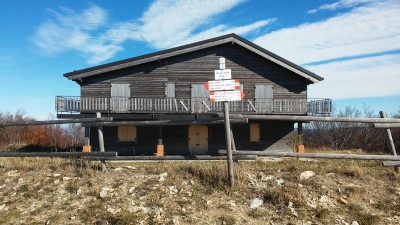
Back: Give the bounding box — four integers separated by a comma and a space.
64, 34, 323, 83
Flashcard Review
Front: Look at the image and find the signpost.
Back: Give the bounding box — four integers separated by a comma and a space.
206, 57, 245, 187
204, 79, 240, 91
214, 69, 232, 80
209, 91, 245, 102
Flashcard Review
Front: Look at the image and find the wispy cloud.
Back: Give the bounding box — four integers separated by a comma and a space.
254, 0, 400, 65
307, 0, 378, 14
32, 0, 271, 65
307, 54, 400, 99
32, 4, 122, 64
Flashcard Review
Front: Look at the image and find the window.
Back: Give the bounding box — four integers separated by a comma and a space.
118, 126, 137, 142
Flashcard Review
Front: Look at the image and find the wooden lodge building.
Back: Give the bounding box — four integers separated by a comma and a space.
56, 33, 331, 155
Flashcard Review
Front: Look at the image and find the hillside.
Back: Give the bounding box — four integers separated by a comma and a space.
0, 155, 399, 225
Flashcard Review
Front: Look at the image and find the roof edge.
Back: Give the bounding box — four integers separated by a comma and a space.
64, 33, 324, 83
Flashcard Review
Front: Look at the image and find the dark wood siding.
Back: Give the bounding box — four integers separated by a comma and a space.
80, 43, 307, 101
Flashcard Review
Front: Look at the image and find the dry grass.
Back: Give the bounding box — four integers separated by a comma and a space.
0, 155, 399, 224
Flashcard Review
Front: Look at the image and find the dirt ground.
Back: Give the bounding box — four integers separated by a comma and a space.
0, 155, 399, 225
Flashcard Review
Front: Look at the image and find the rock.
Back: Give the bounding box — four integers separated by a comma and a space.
275, 178, 285, 186
249, 198, 263, 208
0, 204, 6, 211
262, 175, 275, 182
62, 177, 72, 181
351, 221, 359, 225
339, 198, 349, 205
158, 172, 167, 181
291, 207, 299, 217
325, 173, 335, 177
100, 187, 114, 198
53, 173, 61, 177
319, 195, 335, 208
113, 167, 124, 171
123, 166, 136, 170
287, 201, 294, 208
107, 207, 121, 214
129, 187, 136, 194
128, 206, 149, 213
6, 170, 19, 177
76, 188, 82, 195
300, 171, 315, 180
169, 186, 178, 195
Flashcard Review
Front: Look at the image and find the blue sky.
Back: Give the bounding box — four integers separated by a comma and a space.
0, 0, 399, 119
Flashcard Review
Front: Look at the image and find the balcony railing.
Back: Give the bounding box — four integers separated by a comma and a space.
56, 96, 332, 115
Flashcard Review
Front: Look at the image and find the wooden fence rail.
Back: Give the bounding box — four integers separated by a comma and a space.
0, 152, 117, 158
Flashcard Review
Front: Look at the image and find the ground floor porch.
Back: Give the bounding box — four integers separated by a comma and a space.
86, 120, 296, 156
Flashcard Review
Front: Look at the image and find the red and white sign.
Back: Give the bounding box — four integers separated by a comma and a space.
204, 79, 240, 91
209, 90, 245, 102
214, 69, 231, 80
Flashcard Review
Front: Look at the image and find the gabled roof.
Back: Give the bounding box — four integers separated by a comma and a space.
64, 33, 323, 83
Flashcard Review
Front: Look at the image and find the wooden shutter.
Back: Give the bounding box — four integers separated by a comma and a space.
255, 84, 273, 113
250, 123, 260, 142
191, 84, 209, 113
111, 83, 131, 112
118, 126, 137, 142
165, 83, 175, 98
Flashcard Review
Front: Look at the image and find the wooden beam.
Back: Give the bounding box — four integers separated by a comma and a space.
0, 117, 113, 127
220, 150, 400, 161
0, 152, 117, 158
85, 155, 257, 161
379, 111, 397, 156
223, 101, 234, 187
222, 114, 400, 124
382, 161, 400, 167
96, 112, 106, 171
81, 118, 248, 127
374, 123, 400, 128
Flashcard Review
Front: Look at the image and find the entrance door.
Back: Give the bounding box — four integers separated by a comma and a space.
255, 84, 273, 113
191, 84, 209, 113
111, 83, 131, 112
188, 125, 208, 154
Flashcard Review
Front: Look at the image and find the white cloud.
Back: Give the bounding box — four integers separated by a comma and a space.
33, 0, 271, 65
254, 0, 400, 64
307, 0, 378, 14
32, 5, 122, 64
307, 54, 400, 99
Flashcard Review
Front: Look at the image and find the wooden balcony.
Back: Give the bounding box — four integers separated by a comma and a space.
56, 96, 332, 115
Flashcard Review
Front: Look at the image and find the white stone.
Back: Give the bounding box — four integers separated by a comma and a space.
300, 171, 315, 180
62, 177, 72, 181
169, 186, 178, 195
113, 167, 124, 171
351, 221, 359, 225
6, 170, 19, 177
107, 207, 121, 214
100, 187, 114, 198
123, 166, 136, 170
291, 207, 299, 217
0, 204, 6, 211
275, 179, 285, 186
287, 201, 294, 208
129, 187, 136, 194
159, 172, 168, 178
319, 195, 335, 208
53, 173, 61, 177
158, 176, 165, 182
249, 198, 264, 208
